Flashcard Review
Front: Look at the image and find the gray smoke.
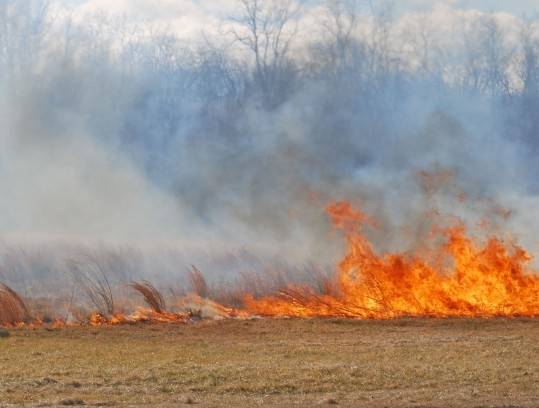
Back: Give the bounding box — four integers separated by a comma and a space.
1, 0, 539, 295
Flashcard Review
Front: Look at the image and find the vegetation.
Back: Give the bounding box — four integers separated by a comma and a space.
2, 0, 539, 296
0, 283, 30, 326
129, 281, 166, 313
1, 318, 538, 407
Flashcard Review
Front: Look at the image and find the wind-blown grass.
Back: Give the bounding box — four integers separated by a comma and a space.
0, 283, 30, 326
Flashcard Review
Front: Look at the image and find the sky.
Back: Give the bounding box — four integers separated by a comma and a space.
398, 0, 538, 14
65, 0, 539, 14
62, 1, 539, 26
51, 0, 539, 44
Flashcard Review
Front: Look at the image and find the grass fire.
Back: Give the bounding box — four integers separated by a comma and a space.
2, 0, 539, 407
2, 202, 538, 329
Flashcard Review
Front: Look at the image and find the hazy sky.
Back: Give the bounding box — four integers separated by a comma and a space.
56, 0, 538, 40
397, 0, 538, 14
65, 0, 539, 14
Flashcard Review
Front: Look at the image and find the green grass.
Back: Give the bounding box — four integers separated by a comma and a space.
1, 318, 538, 407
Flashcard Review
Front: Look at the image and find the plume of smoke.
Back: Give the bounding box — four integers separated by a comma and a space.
2, 0, 539, 295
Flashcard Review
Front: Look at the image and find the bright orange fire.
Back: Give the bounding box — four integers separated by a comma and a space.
3, 295, 248, 329
86, 296, 249, 326
2, 201, 539, 329
245, 202, 539, 318
88, 309, 189, 326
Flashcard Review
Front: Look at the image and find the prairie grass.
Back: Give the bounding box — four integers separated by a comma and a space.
129, 281, 166, 313
0, 283, 30, 326
0, 318, 538, 407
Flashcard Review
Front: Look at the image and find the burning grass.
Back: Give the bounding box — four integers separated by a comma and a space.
2, 202, 539, 329
246, 202, 539, 319
129, 281, 166, 313
1, 201, 539, 406
0, 283, 31, 326
188, 265, 209, 298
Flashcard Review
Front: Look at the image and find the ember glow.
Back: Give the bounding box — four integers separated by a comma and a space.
245, 202, 539, 319
0, 292, 247, 328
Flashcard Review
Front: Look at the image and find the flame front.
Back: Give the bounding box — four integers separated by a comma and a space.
245, 202, 539, 318
3, 201, 539, 329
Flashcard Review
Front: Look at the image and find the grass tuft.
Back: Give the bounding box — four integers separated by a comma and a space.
0, 283, 31, 326
189, 266, 208, 298
129, 281, 166, 313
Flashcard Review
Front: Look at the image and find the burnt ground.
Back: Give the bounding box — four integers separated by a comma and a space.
0, 318, 538, 407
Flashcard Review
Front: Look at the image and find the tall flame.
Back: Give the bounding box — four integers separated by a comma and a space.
245, 202, 539, 318
3, 201, 539, 329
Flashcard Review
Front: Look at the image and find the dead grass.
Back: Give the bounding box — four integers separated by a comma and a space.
68, 257, 115, 316
188, 266, 208, 299
129, 281, 166, 313
0, 318, 538, 407
0, 283, 30, 326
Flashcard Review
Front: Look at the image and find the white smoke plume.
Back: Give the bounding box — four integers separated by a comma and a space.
2, 0, 539, 296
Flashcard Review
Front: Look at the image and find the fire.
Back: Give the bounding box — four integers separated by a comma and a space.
87, 296, 249, 326
245, 202, 539, 318
2, 201, 539, 329
0, 294, 247, 329
88, 309, 189, 326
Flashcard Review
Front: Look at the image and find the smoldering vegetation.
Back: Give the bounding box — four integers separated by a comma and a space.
1, 0, 539, 307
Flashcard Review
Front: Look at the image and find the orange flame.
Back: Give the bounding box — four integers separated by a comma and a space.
88, 309, 190, 326
245, 202, 539, 318
3, 201, 539, 329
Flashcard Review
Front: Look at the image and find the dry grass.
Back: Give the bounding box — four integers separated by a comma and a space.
188, 266, 208, 299
69, 257, 115, 316
129, 281, 166, 313
0, 283, 30, 326
0, 318, 538, 407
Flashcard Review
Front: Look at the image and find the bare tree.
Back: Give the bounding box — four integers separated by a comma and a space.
402, 12, 440, 76
366, 0, 396, 78
519, 21, 539, 98
0, 0, 51, 80
480, 16, 512, 96
228, 0, 303, 108
461, 16, 512, 96
323, 0, 360, 59
515, 21, 539, 145
316, 0, 366, 77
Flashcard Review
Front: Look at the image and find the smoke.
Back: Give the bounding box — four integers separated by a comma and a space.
2, 0, 539, 293
1, 110, 186, 243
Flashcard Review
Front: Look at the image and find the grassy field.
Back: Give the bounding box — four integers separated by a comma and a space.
0, 318, 538, 407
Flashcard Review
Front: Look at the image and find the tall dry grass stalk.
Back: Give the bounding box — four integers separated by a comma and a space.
0, 283, 30, 326
69, 257, 115, 316
189, 266, 208, 298
129, 281, 166, 313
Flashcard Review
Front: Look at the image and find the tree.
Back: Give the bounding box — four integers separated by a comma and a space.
315, 0, 366, 77
514, 21, 539, 146
228, 0, 303, 108
460, 16, 512, 96
0, 0, 51, 80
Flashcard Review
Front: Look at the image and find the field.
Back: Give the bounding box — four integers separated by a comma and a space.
1, 318, 538, 408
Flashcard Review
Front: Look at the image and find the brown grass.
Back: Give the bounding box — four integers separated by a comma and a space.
69, 258, 115, 316
129, 281, 166, 313
0, 283, 30, 326
199, 265, 335, 308
0, 318, 538, 407
188, 265, 208, 298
